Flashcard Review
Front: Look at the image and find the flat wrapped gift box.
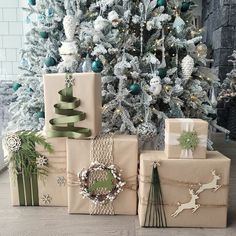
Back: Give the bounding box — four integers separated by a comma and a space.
165, 118, 208, 159
9, 138, 67, 206
67, 135, 138, 215
43, 73, 102, 138
139, 151, 230, 228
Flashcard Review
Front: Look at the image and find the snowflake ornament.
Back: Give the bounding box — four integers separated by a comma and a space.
36, 155, 48, 167
65, 74, 75, 87
57, 176, 66, 187
41, 194, 52, 205
5, 133, 21, 152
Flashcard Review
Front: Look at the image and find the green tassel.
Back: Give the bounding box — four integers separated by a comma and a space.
144, 163, 167, 228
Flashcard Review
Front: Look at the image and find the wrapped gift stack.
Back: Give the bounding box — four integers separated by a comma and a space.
2, 13, 231, 229
138, 118, 231, 228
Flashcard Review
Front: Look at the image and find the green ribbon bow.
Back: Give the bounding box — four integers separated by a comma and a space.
47, 74, 91, 139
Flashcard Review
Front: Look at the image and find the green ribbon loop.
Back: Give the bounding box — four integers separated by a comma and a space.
48, 74, 91, 139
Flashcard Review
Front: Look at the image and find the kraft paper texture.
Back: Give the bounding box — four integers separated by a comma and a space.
139, 151, 230, 228
10, 138, 67, 206
43, 73, 102, 137
165, 119, 208, 159
67, 135, 138, 215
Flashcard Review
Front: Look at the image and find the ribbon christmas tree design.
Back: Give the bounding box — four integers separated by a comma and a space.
48, 73, 91, 139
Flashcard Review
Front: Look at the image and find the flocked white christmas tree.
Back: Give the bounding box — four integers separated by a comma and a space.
7, 0, 220, 148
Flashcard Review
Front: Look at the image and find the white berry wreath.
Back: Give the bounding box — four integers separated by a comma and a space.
78, 162, 126, 205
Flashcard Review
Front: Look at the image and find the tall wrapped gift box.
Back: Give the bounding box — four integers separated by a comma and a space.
9, 137, 67, 206
139, 151, 230, 228
43, 73, 102, 138
67, 135, 138, 215
165, 118, 208, 159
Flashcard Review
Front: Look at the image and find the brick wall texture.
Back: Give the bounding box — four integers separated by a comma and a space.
202, 0, 236, 81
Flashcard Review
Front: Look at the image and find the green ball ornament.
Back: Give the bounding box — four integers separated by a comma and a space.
36, 111, 45, 119
91, 59, 103, 73
28, 0, 36, 6
158, 68, 167, 79
12, 82, 22, 92
39, 31, 49, 39
129, 83, 141, 95
45, 57, 57, 67
156, 0, 167, 7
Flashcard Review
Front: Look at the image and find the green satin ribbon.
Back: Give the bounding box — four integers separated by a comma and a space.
47, 74, 91, 139
17, 172, 39, 206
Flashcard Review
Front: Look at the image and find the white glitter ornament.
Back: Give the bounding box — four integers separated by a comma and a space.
182, 55, 194, 80
5, 133, 21, 152
36, 155, 48, 167
173, 15, 185, 34
149, 76, 162, 95
82, 55, 92, 72
137, 122, 157, 141
108, 11, 120, 27
63, 15, 77, 41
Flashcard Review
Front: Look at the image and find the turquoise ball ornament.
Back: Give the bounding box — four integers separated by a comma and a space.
156, 0, 167, 7
39, 31, 49, 39
91, 59, 104, 73
45, 57, 57, 67
12, 82, 22, 92
181, 2, 192, 12
28, 0, 36, 6
45, 8, 54, 18
129, 83, 141, 95
36, 111, 45, 119
158, 68, 167, 79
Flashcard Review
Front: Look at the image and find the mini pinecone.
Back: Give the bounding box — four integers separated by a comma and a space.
63, 15, 77, 41
182, 55, 194, 80
137, 122, 157, 141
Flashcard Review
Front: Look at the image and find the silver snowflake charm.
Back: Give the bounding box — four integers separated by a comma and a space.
5, 133, 21, 152
65, 74, 75, 87
41, 194, 52, 205
36, 155, 48, 167
57, 176, 66, 187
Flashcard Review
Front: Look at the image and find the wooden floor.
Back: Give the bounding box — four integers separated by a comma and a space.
0, 134, 236, 236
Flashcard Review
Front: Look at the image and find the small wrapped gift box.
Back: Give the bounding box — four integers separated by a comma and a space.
165, 118, 208, 159
9, 138, 67, 206
67, 135, 138, 215
138, 151, 230, 228
43, 73, 102, 138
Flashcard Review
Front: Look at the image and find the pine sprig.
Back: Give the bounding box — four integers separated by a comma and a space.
8, 131, 54, 176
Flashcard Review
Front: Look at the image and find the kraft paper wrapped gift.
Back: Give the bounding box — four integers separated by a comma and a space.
67, 135, 138, 215
165, 118, 208, 159
43, 73, 102, 138
9, 138, 67, 206
138, 151, 230, 228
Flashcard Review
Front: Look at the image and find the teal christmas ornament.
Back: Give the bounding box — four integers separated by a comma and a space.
12, 82, 22, 92
129, 83, 141, 95
36, 111, 45, 119
158, 68, 167, 79
39, 31, 49, 39
156, 0, 167, 7
91, 59, 104, 73
45, 57, 57, 67
45, 8, 54, 18
181, 1, 192, 12
28, 0, 36, 6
